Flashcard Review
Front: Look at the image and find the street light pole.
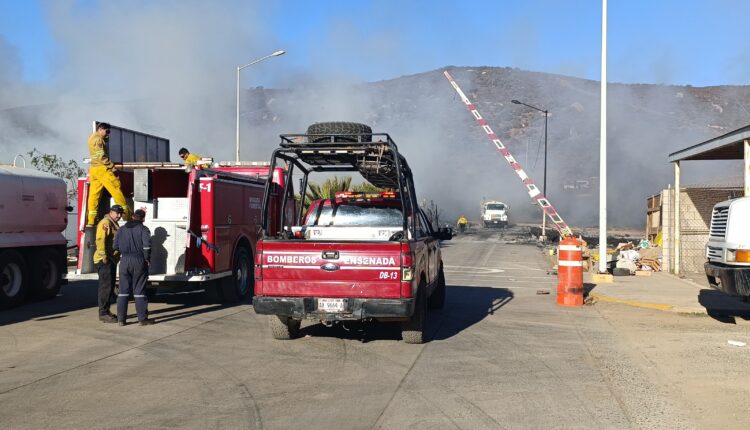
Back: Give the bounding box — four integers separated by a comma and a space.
599, 0, 608, 274
511, 99, 549, 240
235, 49, 286, 162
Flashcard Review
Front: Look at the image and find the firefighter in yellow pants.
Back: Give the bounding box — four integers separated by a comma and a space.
86, 122, 131, 226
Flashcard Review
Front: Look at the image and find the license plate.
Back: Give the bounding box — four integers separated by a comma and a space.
318, 298, 346, 312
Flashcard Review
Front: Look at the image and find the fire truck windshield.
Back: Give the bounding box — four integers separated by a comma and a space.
306, 202, 403, 227
486, 203, 506, 211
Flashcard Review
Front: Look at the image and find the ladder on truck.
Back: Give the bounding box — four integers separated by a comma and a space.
443, 70, 573, 239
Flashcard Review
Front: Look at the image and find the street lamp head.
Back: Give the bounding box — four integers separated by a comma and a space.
272, 50, 286, 57
511, 99, 521, 104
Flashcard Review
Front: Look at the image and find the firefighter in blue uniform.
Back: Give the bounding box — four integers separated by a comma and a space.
114, 209, 156, 326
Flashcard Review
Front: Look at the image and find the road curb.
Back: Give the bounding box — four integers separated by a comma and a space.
589, 292, 674, 311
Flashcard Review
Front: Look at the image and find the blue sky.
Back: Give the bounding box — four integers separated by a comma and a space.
1, 0, 750, 87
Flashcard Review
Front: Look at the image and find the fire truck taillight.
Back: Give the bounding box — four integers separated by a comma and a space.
254, 249, 263, 280
401, 251, 414, 281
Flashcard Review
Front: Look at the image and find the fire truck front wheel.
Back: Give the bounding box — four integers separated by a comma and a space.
0, 250, 28, 309
220, 245, 253, 303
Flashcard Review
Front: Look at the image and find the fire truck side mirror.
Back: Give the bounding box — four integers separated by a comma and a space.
435, 227, 453, 241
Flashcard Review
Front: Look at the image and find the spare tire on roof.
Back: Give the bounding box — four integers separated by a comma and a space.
306, 122, 372, 143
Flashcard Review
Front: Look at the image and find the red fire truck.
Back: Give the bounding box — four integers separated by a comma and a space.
253, 122, 452, 343
68, 161, 292, 302
67, 121, 293, 303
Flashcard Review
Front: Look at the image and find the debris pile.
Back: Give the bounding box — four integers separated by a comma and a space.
589, 240, 663, 276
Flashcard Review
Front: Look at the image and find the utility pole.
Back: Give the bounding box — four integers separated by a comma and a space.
511, 99, 549, 240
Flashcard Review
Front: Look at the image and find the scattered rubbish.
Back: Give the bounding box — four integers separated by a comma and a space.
619, 249, 640, 261
728, 340, 747, 347
591, 239, 663, 275
615, 258, 637, 275
536, 289, 550, 295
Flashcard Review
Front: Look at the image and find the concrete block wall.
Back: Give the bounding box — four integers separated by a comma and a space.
658, 187, 743, 274
679, 189, 711, 273
660, 189, 673, 273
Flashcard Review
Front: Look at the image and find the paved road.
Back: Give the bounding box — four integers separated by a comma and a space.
0, 231, 747, 429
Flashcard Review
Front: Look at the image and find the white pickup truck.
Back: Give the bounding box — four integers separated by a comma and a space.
705, 197, 750, 298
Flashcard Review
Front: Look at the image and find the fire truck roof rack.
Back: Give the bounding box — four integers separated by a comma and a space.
276, 132, 410, 189
263, 130, 419, 237
113, 162, 184, 169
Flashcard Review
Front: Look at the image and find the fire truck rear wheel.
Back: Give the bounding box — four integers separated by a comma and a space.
31, 247, 63, 300
0, 250, 28, 309
401, 281, 427, 344
269, 315, 301, 340
220, 245, 253, 303
306, 122, 372, 143
428, 267, 446, 310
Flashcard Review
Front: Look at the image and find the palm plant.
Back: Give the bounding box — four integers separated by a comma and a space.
297, 176, 387, 213
351, 182, 383, 193
298, 176, 353, 212
306, 176, 353, 201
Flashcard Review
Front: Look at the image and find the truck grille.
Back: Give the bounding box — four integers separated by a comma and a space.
709, 206, 729, 239
707, 246, 723, 260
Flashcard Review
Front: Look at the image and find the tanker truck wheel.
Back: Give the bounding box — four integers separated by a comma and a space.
0, 250, 28, 309
31, 247, 64, 300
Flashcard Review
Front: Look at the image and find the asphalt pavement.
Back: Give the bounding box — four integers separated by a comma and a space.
0, 228, 748, 429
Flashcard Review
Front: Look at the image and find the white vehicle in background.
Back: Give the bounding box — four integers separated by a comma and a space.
705, 197, 750, 298
481, 201, 509, 228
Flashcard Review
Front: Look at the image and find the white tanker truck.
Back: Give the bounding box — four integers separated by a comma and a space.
0, 159, 68, 309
